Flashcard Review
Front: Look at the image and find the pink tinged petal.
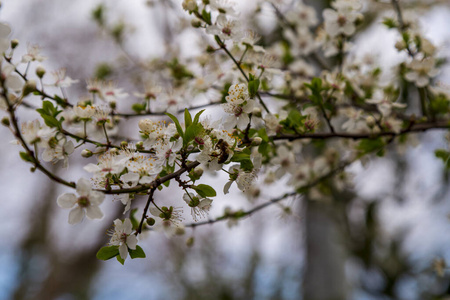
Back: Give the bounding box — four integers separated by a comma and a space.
68, 207, 85, 224
89, 191, 105, 205
119, 244, 128, 260
126, 235, 138, 250
76, 178, 92, 197
86, 205, 103, 220
57, 193, 77, 208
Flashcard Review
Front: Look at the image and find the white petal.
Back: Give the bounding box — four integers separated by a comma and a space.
86, 205, 103, 219
89, 191, 105, 205
123, 218, 133, 234
57, 193, 77, 208
76, 178, 92, 197
68, 207, 84, 224
223, 180, 233, 194
126, 235, 138, 250
119, 244, 128, 260
83, 163, 101, 173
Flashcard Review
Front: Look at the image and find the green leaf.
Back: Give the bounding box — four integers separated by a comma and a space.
184, 109, 192, 128
193, 109, 205, 124
19, 151, 34, 163
130, 208, 139, 230
184, 123, 203, 145
201, 9, 212, 25
96, 246, 119, 260
129, 245, 146, 259
165, 112, 184, 139
435, 149, 450, 170
116, 254, 125, 265
231, 151, 254, 171
248, 78, 260, 98
192, 184, 217, 197
357, 138, 385, 157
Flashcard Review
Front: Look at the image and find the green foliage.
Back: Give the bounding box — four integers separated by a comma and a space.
231, 148, 254, 171
95, 63, 113, 80
382, 17, 397, 29
167, 59, 194, 83
248, 73, 260, 98
132, 103, 147, 114
36, 101, 63, 129
435, 149, 450, 170
96, 245, 120, 260
19, 151, 34, 163
192, 184, 217, 197
357, 138, 385, 157
129, 246, 146, 259
165, 112, 184, 139
91, 4, 105, 26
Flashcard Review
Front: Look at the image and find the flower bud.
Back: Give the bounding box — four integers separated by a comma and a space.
136, 141, 144, 150
36, 66, 46, 78
191, 19, 202, 28
22, 80, 37, 97
10, 39, 18, 49
252, 107, 262, 118
186, 237, 194, 247
1, 117, 9, 127
120, 141, 128, 147
81, 149, 93, 158
251, 137, 262, 146
110, 148, 119, 155
366, 115, 376, 128
182, 0, 197, 12
193, 166, 203, 177
146, 218, 155, 226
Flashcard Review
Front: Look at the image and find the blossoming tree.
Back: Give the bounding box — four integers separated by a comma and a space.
2, 0, 450, 289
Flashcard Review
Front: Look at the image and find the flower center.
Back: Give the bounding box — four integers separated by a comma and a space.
337, 16, 347, 26
78, 196, 90, 208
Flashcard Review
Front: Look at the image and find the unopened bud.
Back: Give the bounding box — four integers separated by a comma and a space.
186, 237, 194, 247
191, 19, 202, 28
10, 39, 18, 49
22, 80, 37, 96
120, 141, 128, 147
193, 166, 203, 177
36, 66, 46, 78
1, 117, 9, 127
252, 107, 262, 118
182, 0, 197, 12
110, 148, 119, 155
136, 141, 144, 150
175, 227, 185, 235
251, 137, 262, 146
366, 115, 376, 128
81, 149, 93, 158
109, 101, 117, 110
146, 218, 155, 226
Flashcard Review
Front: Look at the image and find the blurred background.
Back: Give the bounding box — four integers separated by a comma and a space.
1, 0, 450, 299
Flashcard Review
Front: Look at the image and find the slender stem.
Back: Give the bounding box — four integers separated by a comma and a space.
102, 123, 110, 147
136, 188, 156, 235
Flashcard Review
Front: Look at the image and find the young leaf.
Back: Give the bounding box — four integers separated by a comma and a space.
193, 109, 205, 124
129, 245, 146, 259
184, 109, 192, 128
116, 254, 125, 265
96, 245, 120, 260
19, 152, 34, 163
193, 184, 217, 197
165, 112, 184, 139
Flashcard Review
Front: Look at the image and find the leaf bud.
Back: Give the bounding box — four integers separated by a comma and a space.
1, 117, 9, 127
36, 66, 46, 78
81, 149, 93, 158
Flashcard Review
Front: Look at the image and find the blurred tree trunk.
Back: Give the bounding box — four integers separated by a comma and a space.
303, 199, 347, 300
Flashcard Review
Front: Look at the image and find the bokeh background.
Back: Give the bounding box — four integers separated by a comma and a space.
1, 0, 450, 299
